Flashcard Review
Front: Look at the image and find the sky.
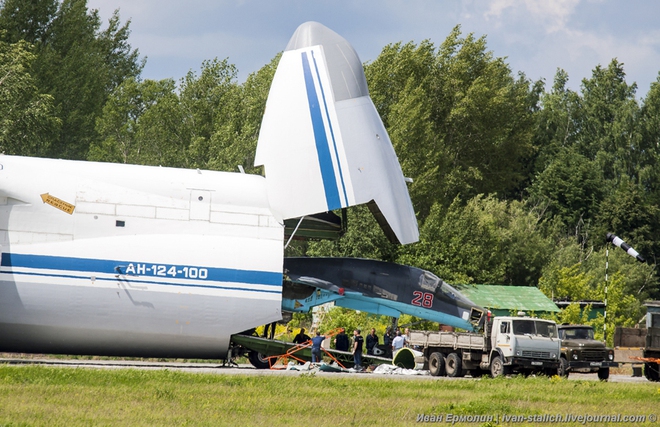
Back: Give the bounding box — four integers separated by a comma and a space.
86, 0, 660, 98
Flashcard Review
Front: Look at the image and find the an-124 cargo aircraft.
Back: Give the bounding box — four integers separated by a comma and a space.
0, 22, 478, 361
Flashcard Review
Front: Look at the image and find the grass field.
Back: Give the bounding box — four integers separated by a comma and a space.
0, 365, 659, 426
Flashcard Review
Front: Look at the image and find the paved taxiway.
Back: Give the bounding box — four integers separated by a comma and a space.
0, 357, 649, 383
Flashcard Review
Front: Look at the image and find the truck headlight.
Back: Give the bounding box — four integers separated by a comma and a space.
516, 350, 521, 356
551, 353, 557, 359
608, 352, 614, 361
572, 353, 578, 360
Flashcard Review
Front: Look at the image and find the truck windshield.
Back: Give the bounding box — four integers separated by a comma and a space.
535, 321, 557, 338
559, 328, 594, 340
652, 313, 660, 328
512, 320, 556, 338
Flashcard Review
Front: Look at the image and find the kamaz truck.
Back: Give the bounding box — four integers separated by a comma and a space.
409, 314, 561, 377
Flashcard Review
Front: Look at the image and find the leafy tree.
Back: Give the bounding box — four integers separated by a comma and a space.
365, 26, 541, 221
528, 147, 604, 230
0, 0, 56, 45
286, 312, 313, 332
592, 177, 659, 261
576, 60, 640, 181
554, 302, 591, 326
531, 69, 581, 177
132, 79, 188, 167
539, 236, 656, 303
205, 55, 279, 173
539, 237, 654, 344
0, 0, 143, 159
306, 205, 399, 262
180, 58, 238, 169
364, 40, 436, 130
398, 195, 553, 286
639, 74, 660, 198
315, 307, 386, 338
0, 38, 59, 155
433, 28, 541, 204
90, 77, 180, 165
530, 61, 658, 263
93, 58, 244, 169
539, 263, 595, 302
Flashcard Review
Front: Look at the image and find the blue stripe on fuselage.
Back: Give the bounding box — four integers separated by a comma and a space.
301, 51, 341, 210
0, 253, 282, 290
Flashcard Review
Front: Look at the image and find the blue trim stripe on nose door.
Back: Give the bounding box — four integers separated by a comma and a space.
309, 50, 348, 207
301, 51, 341, 210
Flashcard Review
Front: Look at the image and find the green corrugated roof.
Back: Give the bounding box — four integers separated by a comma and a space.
456, 284, 560, 313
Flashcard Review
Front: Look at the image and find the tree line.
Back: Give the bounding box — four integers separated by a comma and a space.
2, 0, 659, 339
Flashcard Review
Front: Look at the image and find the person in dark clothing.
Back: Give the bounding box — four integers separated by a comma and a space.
366, 328, 379, 355
293, 328, 310, 344
263, 321, 276, 339
311, 330, 325, 363
383, 327, 394, 358
334, 328, 349, 351
352, 329, 364, 369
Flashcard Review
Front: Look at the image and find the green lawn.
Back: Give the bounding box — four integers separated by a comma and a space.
0, 365, 658, 426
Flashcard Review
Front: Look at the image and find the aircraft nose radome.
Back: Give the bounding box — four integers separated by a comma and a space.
286, 21, 368, 102
285, 21, 339, 51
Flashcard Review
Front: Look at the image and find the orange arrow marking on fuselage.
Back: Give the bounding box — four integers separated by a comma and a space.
40, 193, 75, 215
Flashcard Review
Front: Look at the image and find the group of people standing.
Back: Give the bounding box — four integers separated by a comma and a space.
292, 326, 411, 370
332, 328, 367, 369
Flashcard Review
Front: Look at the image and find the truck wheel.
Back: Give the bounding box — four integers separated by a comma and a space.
558, 358, 569, 378
490, 356, 508, 378
248, 351, 270, 369
644, 362, 660, 382
597, 367, 610, 381
445, 352, 464, 377
428, 352, 445, 377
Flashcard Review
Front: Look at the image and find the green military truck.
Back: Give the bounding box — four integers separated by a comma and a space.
557, 324, 617, 381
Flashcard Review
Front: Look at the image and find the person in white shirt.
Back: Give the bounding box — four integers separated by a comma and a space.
391, 331, 405, 354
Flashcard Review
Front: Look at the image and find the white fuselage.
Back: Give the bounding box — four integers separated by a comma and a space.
0, 22, 422, 360
0, 156, 283, 358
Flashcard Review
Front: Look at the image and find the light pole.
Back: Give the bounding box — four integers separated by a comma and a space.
603, 233, 645, 341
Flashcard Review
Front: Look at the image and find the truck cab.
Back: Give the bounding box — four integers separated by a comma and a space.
557, 324, 617, 381
489, 316, 561, 377
643, 302, 660, 381
613, 301, 660, 382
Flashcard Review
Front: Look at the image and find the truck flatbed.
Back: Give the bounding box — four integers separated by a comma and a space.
409, 330, 487, 351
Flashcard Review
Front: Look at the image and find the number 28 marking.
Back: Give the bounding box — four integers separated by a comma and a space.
411, 291, 434, 308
